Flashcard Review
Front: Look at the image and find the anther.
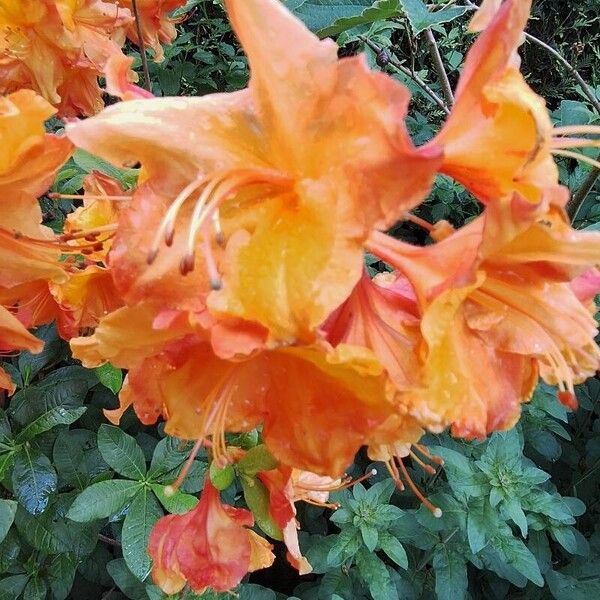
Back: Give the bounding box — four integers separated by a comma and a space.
180, 253, 195, 275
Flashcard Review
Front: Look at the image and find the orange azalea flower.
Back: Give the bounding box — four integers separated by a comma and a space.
0, 305, 43, 393
0, 0, 133, 116
428, 0, 599, 207
108, 0, 186, 62
148, 478, 274, 595
323, 269, 421, 391
366, 196, 600, 438
66, 0, 441, 344
71, 300, 400, 476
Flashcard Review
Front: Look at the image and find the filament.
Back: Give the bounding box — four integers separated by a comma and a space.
551, 149, 600, 169
164, 437, 205, 496
396, 458, 442, 517
48, 192, 130, 202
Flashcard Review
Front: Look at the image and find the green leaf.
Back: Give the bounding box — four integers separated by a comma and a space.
47, 554, 78, 600
241, 476, 282, 541
107, 558, 149, 600
399, 0, 468, 34
23, 576, 47, 600
320, 0, 401, 37
98, 424, 147, 480
360, 524, 379, 552
0, 574, 29, 597
283, 0, 373, 32
67, 479, 142, 522
17, 323, 67, 380
237, 445, 279, 476
0, 500, 17, 544
467, 498, 498, 554
148, 437, 191, 477
378, 532, 408, 569
355, 548, 397, 600
11, 447, 57, 514
491, 531, 544, 586
546, 568, 600, 599
432, 446, 487, 498
94, 363, 123, 394
73, 148, 134, 184
504, 497, 528, 537
151, 483, 198, 514
53, 429, 109, 490
433, 547, 468, 600
121, 489, 163, 581
14, 406, 86, 443
209, 462, 235, 490
327, 527, 361, 567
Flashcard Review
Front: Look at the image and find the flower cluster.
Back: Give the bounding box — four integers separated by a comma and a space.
0, 0, 185, 115
1, 0, 599, 595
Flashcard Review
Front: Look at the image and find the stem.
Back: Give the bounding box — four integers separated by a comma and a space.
359, 36, 450, 114
98, 533, 121, 548
424, 28, 455, 107
566, 165, 600, 222
524, 33, 600, 115
131, 0, 152, 92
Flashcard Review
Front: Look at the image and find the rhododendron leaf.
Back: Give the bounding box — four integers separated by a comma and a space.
11, 448, 57, 514
150, 484, 198, 515
378, 532, 408, 569
94, 364, 123, 395
97, 425, 146, 481
241, 476, 283, 541
355, 548, 396, 600
122, 489, 163, 581
237, 445, 279, 476
67, 480, 142, 522
209, 462, 235, 491
0, 500, 16, 544
433, 547, 468, 600
400, 0, 468, 34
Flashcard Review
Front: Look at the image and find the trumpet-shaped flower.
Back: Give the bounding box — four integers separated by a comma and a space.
108, 0, 186, 62
71, 299, 401, 476
367, 196, 600, 438
429, 0, 599, 208
0, 0, 133, 115
148, 478, 274, 594
323, 269, 421, 390
66, 0, 441, 345
0, 305, 43, 393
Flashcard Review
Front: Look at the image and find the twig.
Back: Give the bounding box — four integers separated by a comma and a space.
424, 28, 455, 107
523, 33, 600, 115
566, 165, 600, 221
131, 0, 152, 92
98, 533, 121, 548
359, 36, 450, 115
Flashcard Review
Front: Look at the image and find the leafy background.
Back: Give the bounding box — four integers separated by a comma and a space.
1, 0, 599, 599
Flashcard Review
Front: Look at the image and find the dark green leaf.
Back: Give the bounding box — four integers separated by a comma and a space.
433, 546, 468, 600
467, 498, 498, 554
378, 532, 408, 569
360, 524, 378, 552
355, 548, 397, 600
399, 0, 468, 34
98, 424, 147, 480
121, 489, 163, 581
11, 447, 57, 514
23, 576, 46, 600
0, 500, 17, 544
107, 558, 149, 600
67, 479, 142, 522
47, 554, 77, 600
14, 406, 86, 443
0, 574, 29, 597
209, 462, 235, 490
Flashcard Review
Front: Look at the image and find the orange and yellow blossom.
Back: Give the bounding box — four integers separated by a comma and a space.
366, 196, 600, 439
71, 299, 403, 476
0, 90, 121, 341
66, 0, 441, 345
0, 306, 43, 393
0, 0, 133, 116
107, 0, 186, 63
148, 478, 274, 595
428, 0, 599, 208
